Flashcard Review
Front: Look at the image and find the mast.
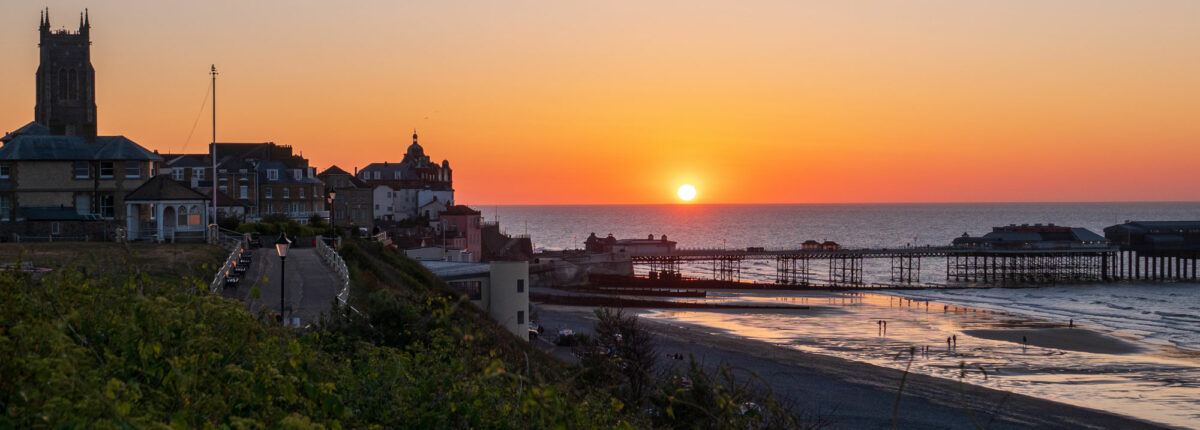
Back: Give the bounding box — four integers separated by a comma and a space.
210, 65, 218, 229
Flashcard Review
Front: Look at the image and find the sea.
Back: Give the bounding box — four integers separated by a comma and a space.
497, 202, 1200, 427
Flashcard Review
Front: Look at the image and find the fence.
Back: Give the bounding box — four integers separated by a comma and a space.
316, 236, 356, 312
210, 238, 244, 294
13, 234, 90, 242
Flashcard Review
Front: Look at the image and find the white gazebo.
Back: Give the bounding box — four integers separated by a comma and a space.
124, 175, 211, 242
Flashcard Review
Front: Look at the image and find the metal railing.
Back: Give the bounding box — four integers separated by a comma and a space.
316, 236, 357, 313
13, 234, 90, 242
210, 240, 244, 294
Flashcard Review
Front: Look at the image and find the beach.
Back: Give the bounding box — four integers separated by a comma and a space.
533, 304, 1165, 429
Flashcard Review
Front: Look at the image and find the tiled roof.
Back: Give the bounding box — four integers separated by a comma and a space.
0, 132, 162, 161
125, 175, 208, 201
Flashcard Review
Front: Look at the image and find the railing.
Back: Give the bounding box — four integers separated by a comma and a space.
13, 234, 90, 242
210, 240, 244, 294
316, 236, 357, 313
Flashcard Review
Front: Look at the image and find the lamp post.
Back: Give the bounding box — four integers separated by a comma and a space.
274, 232, 292, 322
328, 190, 337, 229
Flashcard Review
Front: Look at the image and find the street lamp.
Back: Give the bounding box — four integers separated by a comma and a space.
328, 190, 337, 228
274, 232, 292, 322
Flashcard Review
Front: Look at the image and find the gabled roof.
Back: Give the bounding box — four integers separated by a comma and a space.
1, 121, 51, 143
125, 175, 208, 201
0, 133, 162, 161
318, 165, 351, 177
197, 187, 250, 207
440, 205, 480, 216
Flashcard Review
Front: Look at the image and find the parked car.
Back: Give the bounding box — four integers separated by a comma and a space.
554, 329, 577, 347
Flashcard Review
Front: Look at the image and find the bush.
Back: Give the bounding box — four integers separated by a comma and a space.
0, 247, 636, 428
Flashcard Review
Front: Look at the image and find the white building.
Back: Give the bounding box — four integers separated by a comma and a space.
420, 260, 529, 339
358, 131, 454, 222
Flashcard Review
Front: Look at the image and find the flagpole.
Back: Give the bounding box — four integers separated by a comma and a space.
210, 65, 218, 231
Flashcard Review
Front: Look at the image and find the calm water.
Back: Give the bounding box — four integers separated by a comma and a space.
501, 203, 1200, 427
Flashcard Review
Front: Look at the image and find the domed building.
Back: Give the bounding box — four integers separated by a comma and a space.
356, 131, 454, 221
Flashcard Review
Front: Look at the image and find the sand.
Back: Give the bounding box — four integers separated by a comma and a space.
533, 304, 1168, 429
963, 327, 1144, 355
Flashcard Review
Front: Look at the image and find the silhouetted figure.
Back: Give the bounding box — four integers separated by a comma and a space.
1069, 319, 1074, 328
947, 337, 952, 348
952, 335, 957, 348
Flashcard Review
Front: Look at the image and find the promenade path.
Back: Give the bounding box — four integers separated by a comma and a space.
224, 247, 341, 326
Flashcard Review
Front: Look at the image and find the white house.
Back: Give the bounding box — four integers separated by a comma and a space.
420, 260, 529, 338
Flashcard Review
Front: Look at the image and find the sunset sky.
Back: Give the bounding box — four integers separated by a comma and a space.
2, 1, 1198, 205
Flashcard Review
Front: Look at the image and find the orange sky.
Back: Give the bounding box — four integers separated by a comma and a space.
2, 1, 1199, 205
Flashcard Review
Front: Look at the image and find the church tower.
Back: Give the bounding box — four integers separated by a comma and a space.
34, 8, 97, 140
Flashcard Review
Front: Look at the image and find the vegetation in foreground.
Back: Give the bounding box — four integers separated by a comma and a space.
1, 240, 824, 428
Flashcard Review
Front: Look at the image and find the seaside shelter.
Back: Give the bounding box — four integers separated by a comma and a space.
123, 175, 210, 242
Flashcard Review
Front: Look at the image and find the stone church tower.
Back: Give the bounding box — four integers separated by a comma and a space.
34, 9, 97, 141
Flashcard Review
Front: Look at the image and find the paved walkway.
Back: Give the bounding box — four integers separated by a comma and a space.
223, 247, 341, 326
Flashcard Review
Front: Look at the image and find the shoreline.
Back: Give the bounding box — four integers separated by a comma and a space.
534, 304, 1170, 429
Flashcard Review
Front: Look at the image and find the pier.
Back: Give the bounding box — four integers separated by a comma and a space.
632, 246, 1121, 287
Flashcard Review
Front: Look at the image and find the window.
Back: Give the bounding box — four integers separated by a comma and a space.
239, 168, 247, 174
218, 185, 228, 195
239, 185, 248, 199
267, 169, 279, 181
99, 194, 114, 218
0, 195, 10, 221
218, 168, 228, 174
517, 279, 525, 293
124, 161, 140, 178
265, 188, 273, 199
0, 164, 9, 179
394, 172, 401, 180
299, 188, 305, 199
172, 168, 184, 181
282, 188, 290, 199
517, 311, 525, 325
51, 222, 60, 235
188, 205, 201, 225
72, 161, 89, 179
98, 162, 115, 178
313, 185, 320, 197
290, 169, 301, 180
177, 206, 187, 226
192, 167, 204, 180
373, 171, 381, 180
449, 281, 482, 300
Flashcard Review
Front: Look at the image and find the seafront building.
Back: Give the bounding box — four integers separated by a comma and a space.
160, 142, 325, 223
953, 224, 1110, 249
414, 259, 530, 339
317, 165, 374, 231
0, 11, 162, 240
357, 132, 454, 222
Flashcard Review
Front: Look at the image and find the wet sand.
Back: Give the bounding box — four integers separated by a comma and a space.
963, 327, 1144, 355
534, 304, 1167, 429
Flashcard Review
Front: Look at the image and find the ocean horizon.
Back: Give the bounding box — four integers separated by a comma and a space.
515, 202, 1200, 427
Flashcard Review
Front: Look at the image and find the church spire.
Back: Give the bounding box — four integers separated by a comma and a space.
83, 9, 90, 29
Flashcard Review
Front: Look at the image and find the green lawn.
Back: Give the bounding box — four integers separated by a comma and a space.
0, 242, 227, 280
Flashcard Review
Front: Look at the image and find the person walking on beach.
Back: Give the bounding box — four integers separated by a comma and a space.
952, 335, 957, 348
947, 337, 952, 349
1069, 319, 1074, 328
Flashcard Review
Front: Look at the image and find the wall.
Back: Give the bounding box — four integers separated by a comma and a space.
488, 261, 529, 338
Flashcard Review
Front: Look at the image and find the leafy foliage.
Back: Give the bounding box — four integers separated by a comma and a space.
236, 213, 329, 237
0, 245, 633, 428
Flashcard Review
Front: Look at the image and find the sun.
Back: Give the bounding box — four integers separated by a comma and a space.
677, 184, 697, 201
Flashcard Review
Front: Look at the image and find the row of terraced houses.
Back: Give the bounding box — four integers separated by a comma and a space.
0, 10, 460, 245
